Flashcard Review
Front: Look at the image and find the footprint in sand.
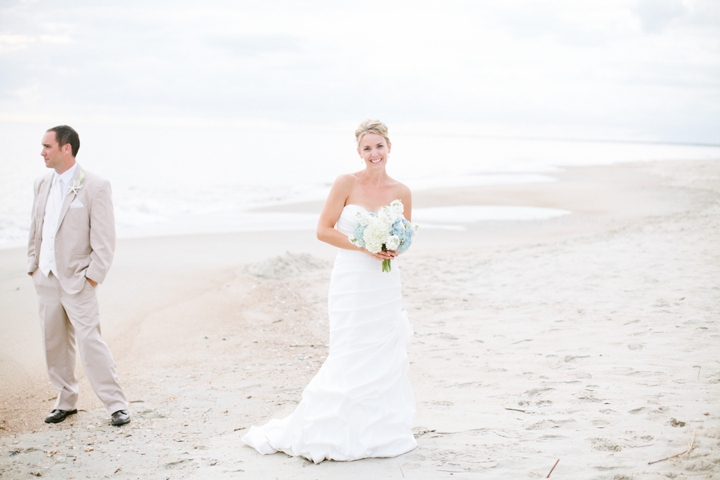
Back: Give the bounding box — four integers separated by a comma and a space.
669, 418, 686, 427
564, 355, 590, 362
589, 437, 623, 452
404, 453, 426, 461
524, 387, 554, 397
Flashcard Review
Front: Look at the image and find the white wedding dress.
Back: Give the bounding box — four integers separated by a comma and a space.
242, 204, 417, 463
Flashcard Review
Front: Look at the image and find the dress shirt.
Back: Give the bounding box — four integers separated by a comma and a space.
39, 163, 78, 277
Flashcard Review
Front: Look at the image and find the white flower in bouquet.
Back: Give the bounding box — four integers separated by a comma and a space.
385, 235, 400, 251
363, 221, 386, 254
356, 211, 372, 227
390, 199, 404, 216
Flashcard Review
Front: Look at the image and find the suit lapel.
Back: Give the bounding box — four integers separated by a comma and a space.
57, 164, 82, 230
35, 174, 53, 231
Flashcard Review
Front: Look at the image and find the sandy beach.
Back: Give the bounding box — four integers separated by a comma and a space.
1, 159, 719, 479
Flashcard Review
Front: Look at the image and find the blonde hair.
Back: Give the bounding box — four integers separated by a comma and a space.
355, 119, 390, 146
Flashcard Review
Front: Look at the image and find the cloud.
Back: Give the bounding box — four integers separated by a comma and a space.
209, 35, 304, 57
0, 33, 36, 52
634, 0, 688, 34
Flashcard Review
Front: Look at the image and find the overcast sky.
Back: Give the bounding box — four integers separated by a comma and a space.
1, 0, 718, 143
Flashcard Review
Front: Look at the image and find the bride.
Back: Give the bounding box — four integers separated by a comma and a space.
241, 119, 417, 463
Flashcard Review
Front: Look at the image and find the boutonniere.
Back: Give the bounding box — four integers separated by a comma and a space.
68, 171, 85, 195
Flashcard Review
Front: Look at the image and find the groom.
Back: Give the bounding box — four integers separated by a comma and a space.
27, 125, 130, 426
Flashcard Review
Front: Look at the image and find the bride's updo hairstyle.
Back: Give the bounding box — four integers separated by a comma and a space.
355, 119, 390, 146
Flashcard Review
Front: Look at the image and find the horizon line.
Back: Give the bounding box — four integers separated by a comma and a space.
399, 132, 720, 149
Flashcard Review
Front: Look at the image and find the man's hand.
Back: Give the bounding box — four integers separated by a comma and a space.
87, 278, 97, 288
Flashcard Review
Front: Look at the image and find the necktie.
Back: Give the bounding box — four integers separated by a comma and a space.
53, 175, 63, 211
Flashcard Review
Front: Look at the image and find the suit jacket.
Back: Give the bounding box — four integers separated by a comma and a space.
27, 164, 116, 294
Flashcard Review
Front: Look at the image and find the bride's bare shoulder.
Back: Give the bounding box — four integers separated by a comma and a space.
389, 178, 411, 196
332, 173, 360, 191
334, 172, 358, 183
395, 179, 411, 193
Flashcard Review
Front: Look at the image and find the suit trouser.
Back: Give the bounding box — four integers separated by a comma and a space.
32, 271, 128, 414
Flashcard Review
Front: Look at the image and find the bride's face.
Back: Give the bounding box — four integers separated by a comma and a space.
358, 133, 391, 169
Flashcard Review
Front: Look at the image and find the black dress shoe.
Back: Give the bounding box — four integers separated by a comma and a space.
111, 410, 130, 426
44, 409, 77, 424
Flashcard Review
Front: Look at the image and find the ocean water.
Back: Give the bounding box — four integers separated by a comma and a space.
2, 122, 719, 249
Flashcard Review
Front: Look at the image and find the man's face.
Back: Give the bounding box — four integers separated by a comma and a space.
40, 131, 68, 170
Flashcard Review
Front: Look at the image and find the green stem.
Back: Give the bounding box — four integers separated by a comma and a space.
382, 259, 392, 272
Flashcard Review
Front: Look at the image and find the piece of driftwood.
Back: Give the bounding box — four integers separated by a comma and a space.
546, 459, 560, 478
648, 429, 696, 465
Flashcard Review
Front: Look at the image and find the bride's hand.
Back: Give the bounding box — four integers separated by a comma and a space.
364, 249, 399, 261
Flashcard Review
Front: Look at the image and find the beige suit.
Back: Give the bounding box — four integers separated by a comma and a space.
28, 164, 128, 414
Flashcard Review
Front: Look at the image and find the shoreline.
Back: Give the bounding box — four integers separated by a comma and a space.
1, 157, 717, 252
1, 159, 719, 478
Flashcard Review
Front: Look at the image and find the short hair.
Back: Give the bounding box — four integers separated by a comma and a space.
355, 119, 390, 146
47, 125, 80, 157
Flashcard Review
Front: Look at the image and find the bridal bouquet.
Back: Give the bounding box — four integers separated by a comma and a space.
349, 199, 419, 272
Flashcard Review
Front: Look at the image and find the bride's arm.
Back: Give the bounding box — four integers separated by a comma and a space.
399, 185, 412, 222
316, 176, 393, 261
317, 175, 363, 251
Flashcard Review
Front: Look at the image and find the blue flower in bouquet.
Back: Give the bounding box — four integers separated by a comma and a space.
394, 218, 416, 253
352, 222, 367, 248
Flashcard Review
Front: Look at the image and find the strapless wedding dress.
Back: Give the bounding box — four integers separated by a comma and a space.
242, 204, 416, 463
